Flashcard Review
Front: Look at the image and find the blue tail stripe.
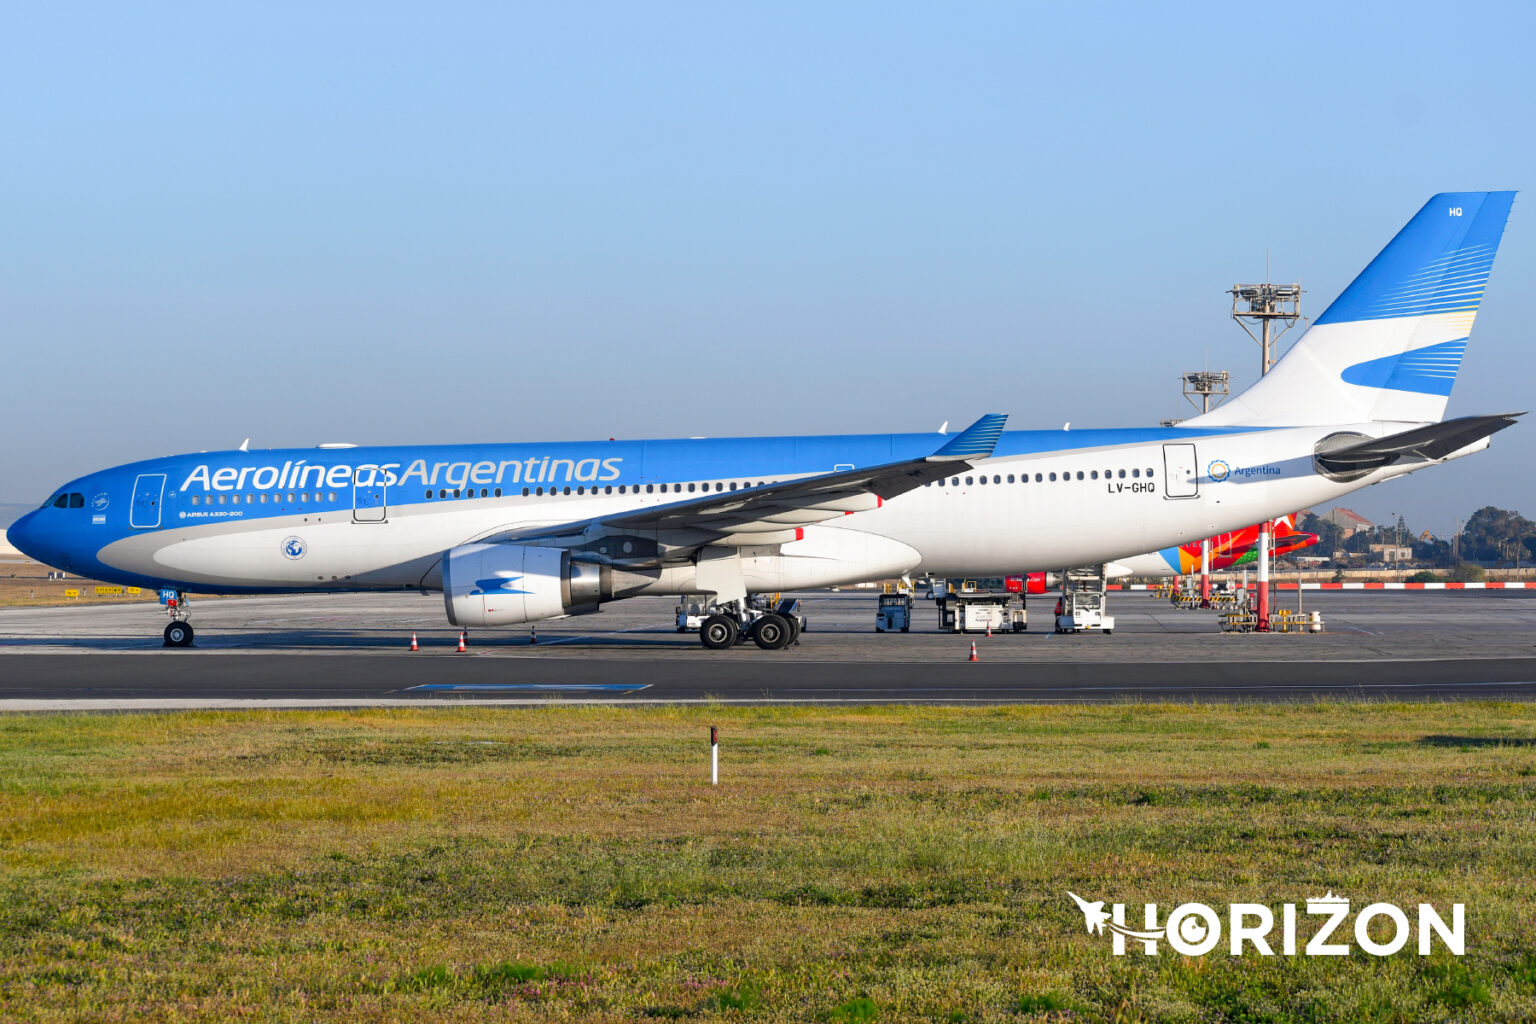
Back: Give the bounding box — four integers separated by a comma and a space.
1340, 339, 1468, 397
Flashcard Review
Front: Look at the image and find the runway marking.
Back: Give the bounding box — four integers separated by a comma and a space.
405, 683, 652, 693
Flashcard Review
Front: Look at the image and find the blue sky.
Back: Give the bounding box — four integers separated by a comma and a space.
2, 1, 1530, 536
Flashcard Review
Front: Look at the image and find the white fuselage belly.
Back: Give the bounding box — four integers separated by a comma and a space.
95, 426, 1425, 593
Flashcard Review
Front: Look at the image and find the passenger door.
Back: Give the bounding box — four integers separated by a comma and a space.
131, 473, 166, 528
1162, 444, 1199, 499
353, 472, 387, 523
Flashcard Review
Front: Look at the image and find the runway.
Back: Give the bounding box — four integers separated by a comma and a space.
2, 589, 1535, 707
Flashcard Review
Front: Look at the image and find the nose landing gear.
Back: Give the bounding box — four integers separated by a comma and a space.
162, 591, 195, 648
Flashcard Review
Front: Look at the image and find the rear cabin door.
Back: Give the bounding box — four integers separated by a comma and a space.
353, 474, 387, 523
1162, 444, 1199, 499
131, 473, 166, 528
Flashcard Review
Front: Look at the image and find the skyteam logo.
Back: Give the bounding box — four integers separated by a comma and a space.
471, 575, 530, 596
281, 536, 307, 560
1208, 460, 1231, 481
1067, 891, 1463, 956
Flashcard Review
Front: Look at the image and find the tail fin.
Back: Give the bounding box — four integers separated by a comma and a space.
1189, 192, 1515, 427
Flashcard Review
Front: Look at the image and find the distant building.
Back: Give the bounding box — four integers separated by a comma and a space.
1367, 544, 1413, 563
1304, 506, 1376, 539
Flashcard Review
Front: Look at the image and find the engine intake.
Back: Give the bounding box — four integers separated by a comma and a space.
443, 543, 609, 627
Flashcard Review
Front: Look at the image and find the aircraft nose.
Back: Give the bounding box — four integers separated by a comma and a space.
5, 510, 44, 563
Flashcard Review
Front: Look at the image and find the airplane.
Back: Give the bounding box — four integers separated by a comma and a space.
7, 191, 1519, 650
1012, 514, 1319, 593
1112, 513, 1320, 578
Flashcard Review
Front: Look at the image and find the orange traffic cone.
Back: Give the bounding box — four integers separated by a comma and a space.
986, 623, 992, 638
968, 641, 979, 662
409, 632, 418, 651
457, 631, 467, 653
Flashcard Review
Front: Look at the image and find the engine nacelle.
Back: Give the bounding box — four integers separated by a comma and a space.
443, 543, 606, 627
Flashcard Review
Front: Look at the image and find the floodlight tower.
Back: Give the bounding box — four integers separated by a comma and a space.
1229, 279, 1303, 629
1181, 369, 1229, 607
1181, 370, 1230, 415
1229, 281, 1303, 375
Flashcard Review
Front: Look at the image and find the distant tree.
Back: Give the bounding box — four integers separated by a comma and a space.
1406, 570, 1441, 583
1413, 537, 1453, 567
1449, 563, 1487, 582
1300, 512, 1344, 555
1459, 506, 1536, 564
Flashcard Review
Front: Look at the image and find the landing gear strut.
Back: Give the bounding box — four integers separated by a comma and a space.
162, 591, 194, 648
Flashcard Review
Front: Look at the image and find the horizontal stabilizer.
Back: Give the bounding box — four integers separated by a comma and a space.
1316, 413, 1521, 472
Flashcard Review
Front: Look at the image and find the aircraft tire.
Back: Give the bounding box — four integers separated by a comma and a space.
700, 615, 738, 650
751, 613, 792, 651
163, 621, 194, 648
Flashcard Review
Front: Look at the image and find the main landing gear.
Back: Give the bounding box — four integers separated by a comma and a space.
697, 599, 800, 651
162, 591, 195, 648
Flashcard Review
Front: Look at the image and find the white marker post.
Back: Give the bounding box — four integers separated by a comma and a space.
710, 726, 719, 785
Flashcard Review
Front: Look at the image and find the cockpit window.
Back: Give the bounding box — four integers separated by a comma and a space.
69, 493, 84, 508
41, 495, 59, 508
53, 494, 69, 509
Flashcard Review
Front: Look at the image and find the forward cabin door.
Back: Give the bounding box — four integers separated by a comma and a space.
1162, 444, 1199, 499
353, 471, 387, 523
130, 473, 166, 528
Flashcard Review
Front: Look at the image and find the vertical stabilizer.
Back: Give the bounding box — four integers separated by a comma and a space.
1189, 192, 1515, 427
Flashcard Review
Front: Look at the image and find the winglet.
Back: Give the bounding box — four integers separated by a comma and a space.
930, 413, 1007, 461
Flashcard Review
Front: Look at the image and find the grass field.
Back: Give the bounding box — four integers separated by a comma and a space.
1, 702, 1533, 1022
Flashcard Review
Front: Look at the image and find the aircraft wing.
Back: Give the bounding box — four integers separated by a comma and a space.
497, 413, 1007, 564
1317, 413, 1522, 472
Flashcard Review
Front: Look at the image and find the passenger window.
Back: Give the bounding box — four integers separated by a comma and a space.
232, 495, 241, 504
536, 487, 544, 495
1034, 473, 1042, 482
1049, 472, 1057, 482
521, 487, 530, 496
1073, 472, 1081, 481
563, 486, 571, 495
1132, 469, 1140, 478
965, 476, 974, 485
688, 483, 696, 493
576, 486, 584, 495
951, 478, 959, 486
646, 485, 654, 494
1118, 469, 1126, 479
977, 476, 985, 485
729, 482, 738, 490
1147, 468, 1155, 477
259, 493, 267, 503
481, 488, 488, 497
495, 488, 502, 497
302, 493, 310, 502
218, 494, 227, 504
452, 489, 460, 498
1007, 475, 1014, 483
993, 475, 1000, 484
191, 495, 200, 505
1090, 471, 1098, 480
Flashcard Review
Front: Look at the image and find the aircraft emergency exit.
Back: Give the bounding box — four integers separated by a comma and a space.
7, 192, 1519, 648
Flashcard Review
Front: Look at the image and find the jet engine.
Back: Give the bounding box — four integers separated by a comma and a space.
443, 543, 608, 627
